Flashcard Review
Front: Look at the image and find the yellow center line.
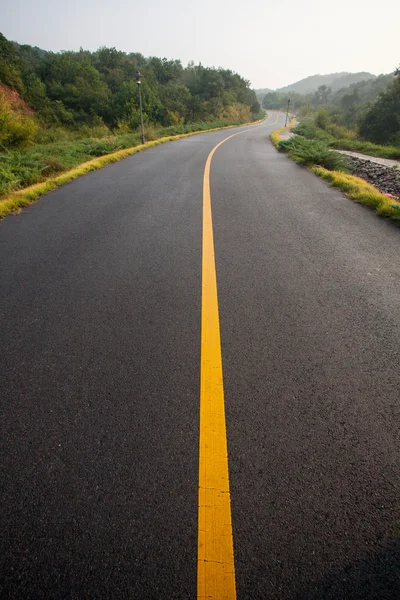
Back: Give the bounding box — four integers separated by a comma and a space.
198, 118, 276, 599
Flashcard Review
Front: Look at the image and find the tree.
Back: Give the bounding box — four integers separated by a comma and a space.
0, 32, 24, 92
315, 85, 331, 105
0, 31, 263, 131
359, 66, 400, 144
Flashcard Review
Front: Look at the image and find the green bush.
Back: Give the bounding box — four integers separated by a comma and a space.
315, 109, 331, 130
292, 121, 334, 143
35, 126, 73, 144
0, 102, 38, 148
326, 123, 357, 140
294, 118, 400, 160
279, 136, 350, 171
358, 70, 400, 145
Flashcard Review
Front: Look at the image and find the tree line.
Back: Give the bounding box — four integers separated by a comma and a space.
0, 32, 260, 138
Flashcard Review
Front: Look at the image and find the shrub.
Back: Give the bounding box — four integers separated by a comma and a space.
327, 123, 357, 140
35, 126, 73, 144
292, 121, 334, 143
0, 97, 38, 148
279, 136, 349, 171
293, 120, 356, 143
315, 109, 331, 130
143, 124, 158, 141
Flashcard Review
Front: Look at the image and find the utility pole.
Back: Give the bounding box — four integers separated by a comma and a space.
135, 71, 145, 144
284, 99, 291, 127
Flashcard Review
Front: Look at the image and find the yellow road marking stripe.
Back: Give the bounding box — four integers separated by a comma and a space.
198, 125, 259, 599
198, 114, 282, 598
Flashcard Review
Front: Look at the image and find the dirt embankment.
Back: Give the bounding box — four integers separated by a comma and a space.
0, 83, 35, 116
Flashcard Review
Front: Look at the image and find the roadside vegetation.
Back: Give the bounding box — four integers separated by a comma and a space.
0, 31, 262, 210
274, 128, 400, 223
0, 117, 265, 199
2, 124, 266, 219
312, 168, 400, 222
292, 119, 400, 160
279, 136, 349, 171
263, 66, 400, 158
269, 77, 400, 224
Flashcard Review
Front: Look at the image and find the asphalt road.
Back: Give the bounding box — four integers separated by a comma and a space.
1, 112, 400, 599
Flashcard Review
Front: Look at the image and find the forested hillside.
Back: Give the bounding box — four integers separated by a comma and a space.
262, 68, 399, 146
0, 31, 260, 146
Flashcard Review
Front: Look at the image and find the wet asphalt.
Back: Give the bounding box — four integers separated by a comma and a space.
1, 112, 400, 599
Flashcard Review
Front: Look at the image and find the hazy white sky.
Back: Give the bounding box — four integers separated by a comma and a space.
2, 0, 399, 89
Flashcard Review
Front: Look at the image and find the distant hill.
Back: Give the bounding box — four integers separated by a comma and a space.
328, 72, 376, 92
277, 72, 375, 94
332, 72, 395, 105
255, 73, 377, 98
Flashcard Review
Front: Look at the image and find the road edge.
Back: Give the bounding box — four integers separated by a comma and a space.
270, 121, 400, 225
0, 119, 264, 221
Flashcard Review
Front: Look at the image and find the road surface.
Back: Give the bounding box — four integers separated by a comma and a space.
1, 112, 400, 599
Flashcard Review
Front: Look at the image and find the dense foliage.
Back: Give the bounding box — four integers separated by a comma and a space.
359, 68, 400, 145
291, 116, 400, 161
0, 31, 260, 146
262, 68, 400, 146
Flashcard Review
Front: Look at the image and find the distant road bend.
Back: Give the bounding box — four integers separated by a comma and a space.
1, 111, 400, 599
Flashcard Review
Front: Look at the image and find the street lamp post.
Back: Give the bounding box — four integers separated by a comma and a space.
285, 98, 290, 127
135, 71, 145, 144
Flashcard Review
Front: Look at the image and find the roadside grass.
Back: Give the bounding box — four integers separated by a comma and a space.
312, 167, 400, 222
292, 121, 335, 144
329, 138, 400, 160
0, 118, 262, 220
293, 120, 400, 160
